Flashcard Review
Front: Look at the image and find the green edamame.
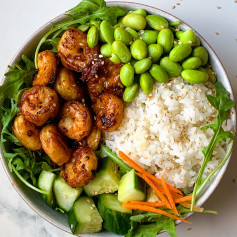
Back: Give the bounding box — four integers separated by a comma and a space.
123, 83, 139, 102
100, 43, 112, 57
114, 27, 133, 45
160, 57, 182, 77
110, 53, 121, 64
140, 72, 154, 94
146, 15, 169, 30
169, 44, 192, 62
87, 26, 99, 48
198, 67, 209, 76
181, 69, 209, 84
134, 58, 152, 74
125, 27, 139, 39
182, 57, 202, 69
139, 30, 159, 45
205, 67, 217, 83
175, 31, 184, 39
157, 29, 174, 53
122, 13, 147, 31
89, 20, 101, 29
78, 24, 90, 32
194, 37, 201, 47
112, 41, 131, 63
180, 29, 196, 45
120, 64, 135, 87
132, 9, 147, 17
148, 44, 163, 63
192, 46, 209, 66
100, 20, 114, 44
130, 58, 138, 67
131, 39, 147, 60
169, 20, 181, 27
149, 64, 169, 83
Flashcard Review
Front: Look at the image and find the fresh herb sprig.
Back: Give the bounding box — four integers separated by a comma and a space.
191, 82, 235, 210
34, 0, 126, 68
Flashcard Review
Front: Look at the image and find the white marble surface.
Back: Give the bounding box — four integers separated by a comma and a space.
0, 0, 237, 236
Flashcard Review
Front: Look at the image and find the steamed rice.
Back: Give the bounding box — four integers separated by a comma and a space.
104, 77, 233, 192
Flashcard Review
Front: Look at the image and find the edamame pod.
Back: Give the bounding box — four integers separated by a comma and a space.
139, 30, 159, 45
114, 27, 133, 45
112, 41, 131, 63
175, 31, 184, 39
140, 72, 154, 94
123, 83, 139, 102
169, 44, 192, 62
149, 64, 169, 83
132, 9, 147, 17
87, 26, 99, 48
120, 64, 135, 87
100, 44, 112, 57
192, 46, 209, 66
130, 39, 147, 60
122, 13, 146, 31
181, 69, 208, 84
148, 44, 163, 63
100, 20, 115, 44
134, 58, 152, 74
180, 29, 196, 45
157, 29, 174, 53
125, 27, 139, 39
146, 15, 169, 30
160, 57, 182, 77
182, 57, 202, 69
205, 67, 217, 83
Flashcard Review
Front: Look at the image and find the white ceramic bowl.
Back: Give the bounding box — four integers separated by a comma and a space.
0, 1, 236, 236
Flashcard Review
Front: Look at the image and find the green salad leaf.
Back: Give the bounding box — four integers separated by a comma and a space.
191, 82, 235, 210
125, 212, 177, 237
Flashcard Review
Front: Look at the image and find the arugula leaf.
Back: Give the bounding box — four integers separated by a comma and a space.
126, 212, 177, 237
191, 82, 235, 210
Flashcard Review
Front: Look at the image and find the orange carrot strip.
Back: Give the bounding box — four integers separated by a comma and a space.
175, 195, 192, 203
122, 203, 191, 224
161, 175, 179, 216
136, 172, 171, 209
119, 151, 182, 195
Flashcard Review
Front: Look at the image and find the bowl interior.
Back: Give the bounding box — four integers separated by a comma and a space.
0, 1, 236, 235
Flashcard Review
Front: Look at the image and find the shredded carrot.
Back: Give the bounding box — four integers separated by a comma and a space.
161, 175, 179, 215
118, 151, 182, 195
136, 172, 171, 209
122, 203, 191, 224
175, 195, 192, 203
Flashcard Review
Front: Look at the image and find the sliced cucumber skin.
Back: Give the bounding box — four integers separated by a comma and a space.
38, 170, 56, 208
118, 169, 146, 202
68, 196, 103, 234
84, 157, 120, 196
53, 176, 83, 212
98, 194, 132, 235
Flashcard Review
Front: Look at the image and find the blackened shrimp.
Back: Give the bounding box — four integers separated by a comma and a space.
12, 114, 42, 151
20, 85, 59, 127
86, 126, 101, 150
40, 124, 71, 166
60, 146, 98, 188
93, 93, 123, 132
58, 101, 93, 141
33, 50, 57, 86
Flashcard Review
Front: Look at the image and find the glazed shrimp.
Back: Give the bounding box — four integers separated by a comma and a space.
54, 67, 84, 101
86, 126, 101, 150
57, 27, 100, 72
58, 101, 93, 141
60, 146, 98, 188
93, 93, 124, 132
40, 124, 71, 166
12, 114, 42, 151
20, 85, 59, 127
33, 50, 57, 86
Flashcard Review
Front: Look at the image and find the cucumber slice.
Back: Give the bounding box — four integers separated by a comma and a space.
38, 170, 56, 207
53, 176, 83, 212
98, 194, 132, 235
84, 157, 120, 196
68, 196, 103, 234
118, 169, 146, 202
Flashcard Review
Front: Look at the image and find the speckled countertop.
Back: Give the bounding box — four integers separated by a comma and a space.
0, 0, 237, 236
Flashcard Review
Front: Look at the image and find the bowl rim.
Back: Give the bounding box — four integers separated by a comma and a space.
0, 1, 236, 236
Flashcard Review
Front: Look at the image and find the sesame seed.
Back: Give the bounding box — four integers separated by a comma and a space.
94, 116, 96, 120
172, 5, 176, 9
94, 192, 98, 195
101, 61, 105, 65
90, 207, 93, 210
71, 224, 74, 229
95, 74, 98, 78
176, 3, 180, 5
99, 54, 103, 58
82, 99, 85, 103
53, 103, 56, 107
215, 32, 219, 35
217, 6, 221, 9
92, 204, 96, 207
178, 41, 182, 45
161, 25, 165, 29
140, 30, 145, 34
188, 40, 193, 44
92, 61, 95, 65
87, 199, 90, 203
130, 41, 133, 45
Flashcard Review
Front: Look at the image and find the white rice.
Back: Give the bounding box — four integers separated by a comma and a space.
104, 77, 233, 192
